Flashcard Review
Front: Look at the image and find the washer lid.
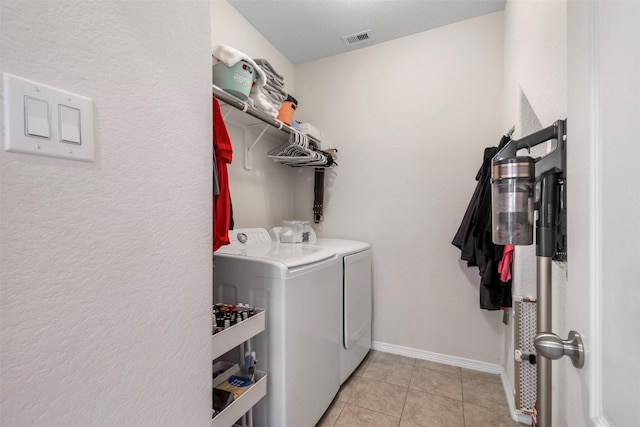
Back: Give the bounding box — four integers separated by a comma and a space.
216, 242, 336, 268
311, 238, 371, 256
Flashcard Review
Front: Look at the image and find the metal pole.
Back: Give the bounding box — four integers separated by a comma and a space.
536, 172, 559, 427
537, 255, 553, 427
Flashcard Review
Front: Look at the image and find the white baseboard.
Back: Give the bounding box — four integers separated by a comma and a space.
371, 340, 532, 425
371, 340, 501, 373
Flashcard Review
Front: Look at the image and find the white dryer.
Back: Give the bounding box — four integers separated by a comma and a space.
310, 238, 372, 384
214, 228, 341, 427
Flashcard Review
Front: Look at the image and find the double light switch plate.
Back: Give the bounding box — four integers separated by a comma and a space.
3, 73, 94, 162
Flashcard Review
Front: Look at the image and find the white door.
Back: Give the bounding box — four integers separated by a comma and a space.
563, 1, 640, 425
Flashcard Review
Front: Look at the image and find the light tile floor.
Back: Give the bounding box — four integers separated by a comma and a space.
317, 350, 523, 427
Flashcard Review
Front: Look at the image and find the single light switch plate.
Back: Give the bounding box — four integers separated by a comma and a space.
3, 73, 94, 162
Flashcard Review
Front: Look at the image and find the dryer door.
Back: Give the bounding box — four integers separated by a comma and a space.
343, 250, 372, 350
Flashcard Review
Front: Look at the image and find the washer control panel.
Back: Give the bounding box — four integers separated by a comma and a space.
227, 228, 272, 246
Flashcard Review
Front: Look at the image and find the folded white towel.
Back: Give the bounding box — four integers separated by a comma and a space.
249, 91, 280, 118
259, 89, 282, 110
212, 44, 266, 88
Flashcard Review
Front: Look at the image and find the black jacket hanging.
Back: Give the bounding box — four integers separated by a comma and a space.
452, 136, 512, 310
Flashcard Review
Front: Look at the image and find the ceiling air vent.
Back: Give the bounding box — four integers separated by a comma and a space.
342, 30, 374, 46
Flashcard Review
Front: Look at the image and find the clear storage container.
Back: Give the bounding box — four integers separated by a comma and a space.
491, 157, 535, 245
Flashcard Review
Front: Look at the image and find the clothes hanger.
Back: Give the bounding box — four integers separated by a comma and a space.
268, 129, 329, 166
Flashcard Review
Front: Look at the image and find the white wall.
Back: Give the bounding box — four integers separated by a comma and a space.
211, 0, 300, 228
501, 0, 567, 414
293, 12, 507, 364
0, 2, 212, 425
503, 0, 567, 130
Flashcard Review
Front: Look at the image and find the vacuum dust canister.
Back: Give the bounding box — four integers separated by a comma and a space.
491, 157, 535, 245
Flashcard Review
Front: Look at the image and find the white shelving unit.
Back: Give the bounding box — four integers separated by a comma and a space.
212, 84, 321, 148
212, 309, 267, 427
213, 83, 336, 222
213, 84, 335, 170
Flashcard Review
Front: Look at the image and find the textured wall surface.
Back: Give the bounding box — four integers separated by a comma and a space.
1, 1, 213, 425
293, 12, 507, 364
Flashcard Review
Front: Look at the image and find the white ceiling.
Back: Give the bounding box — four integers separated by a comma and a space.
228, 0, 506, 64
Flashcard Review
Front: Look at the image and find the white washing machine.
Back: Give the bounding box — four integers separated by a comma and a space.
310, 238, 372, 385
213, 228, 341, 427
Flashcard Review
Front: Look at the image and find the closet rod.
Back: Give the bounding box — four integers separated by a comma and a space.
212, 84, 321, 148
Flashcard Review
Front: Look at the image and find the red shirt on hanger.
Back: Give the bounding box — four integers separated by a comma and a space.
213, 97, 233, 251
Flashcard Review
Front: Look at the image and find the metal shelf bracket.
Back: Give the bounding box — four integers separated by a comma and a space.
244, 123, 270, 170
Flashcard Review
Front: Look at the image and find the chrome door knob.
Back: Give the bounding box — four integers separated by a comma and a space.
534, 330, 585, 368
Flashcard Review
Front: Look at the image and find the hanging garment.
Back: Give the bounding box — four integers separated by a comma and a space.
213, 97, 233, 251
498, 245, 514, 282
213, 148, 220, 196
452, 135, 512, 310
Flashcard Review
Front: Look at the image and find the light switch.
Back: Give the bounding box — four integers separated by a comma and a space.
3, 73, 94, 162
59, 105, 81, 144
25, 96, 50, 138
